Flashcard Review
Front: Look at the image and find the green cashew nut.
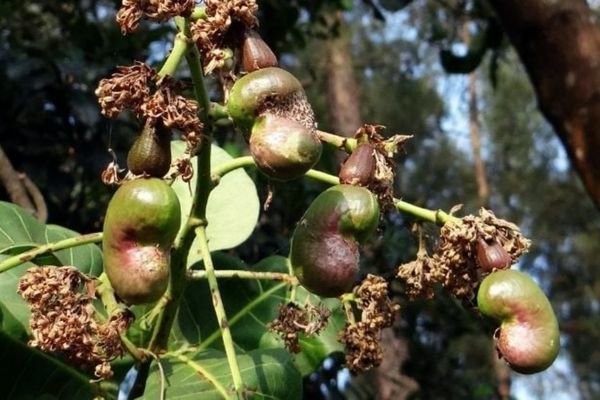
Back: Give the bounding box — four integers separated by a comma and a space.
226, 67, 321, 180
102, 178, 181, 304
290, 184, 380, 297
477, 269, 560, 374
127, 121, 172, 178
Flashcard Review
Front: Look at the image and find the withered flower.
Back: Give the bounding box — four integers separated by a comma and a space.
140, 76, 203, 136
17, 266, 132, 379
397, 208, 531, 302
191, 0, 259, 74
339, 275, 399, 373
268, 302, 330, 353
95, 61, 157, 118
116, 0, 195, 34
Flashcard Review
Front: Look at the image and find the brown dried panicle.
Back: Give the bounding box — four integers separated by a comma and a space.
339, 275, 400, 373
95, 61, 157, 118
140, 76, 203, 136
96, 65, 203, 139
17, 266, 132, 379
268, 302, 330, 354
407, 208, 531, 302
396, 250, 437, 300
191, 0, 259, 74
116, 0, 195, 34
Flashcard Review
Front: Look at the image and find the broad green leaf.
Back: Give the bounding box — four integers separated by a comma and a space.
144, 348, 302, 399
0, 202, 103, 275
171, 141, 259, 264
43, 225, 102, 275
0, 256, 37, 336
0, 202, 47, 254
172, 253, 345, 375
0, 331, 117, 400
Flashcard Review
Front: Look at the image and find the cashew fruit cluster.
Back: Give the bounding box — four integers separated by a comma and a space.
227, 67, 322, 180
290, 184, 380, 297
477, 269, 560, 374
102, 178, 181, 304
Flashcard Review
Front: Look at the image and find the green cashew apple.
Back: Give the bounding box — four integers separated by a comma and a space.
226, 67, 321, 180
477, 269, 560, 374
250, 114, 322, 180
102, 178, 181, 304
290, 184, 380, 297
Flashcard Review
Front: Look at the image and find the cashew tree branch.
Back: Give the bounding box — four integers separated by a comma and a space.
488, 0, 600, 208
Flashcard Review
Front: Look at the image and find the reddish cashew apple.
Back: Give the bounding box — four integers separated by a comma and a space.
102, 178, 181, 304
290, 184, 380, 297
477, 269, 560, 374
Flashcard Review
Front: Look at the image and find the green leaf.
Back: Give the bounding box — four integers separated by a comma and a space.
0, 257, 31, 337
172, 254, 345, 375
43, 225, 102, 275
0, 202, 103, 275
170, 142, 259, 265
0, 201, 47, 252
0, 331, 116, 399
143, 348, 302, 399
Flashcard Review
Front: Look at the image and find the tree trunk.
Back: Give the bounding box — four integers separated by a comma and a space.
325, 12, 362, 138
488, 0, 600, 208
462, 25, 490, 207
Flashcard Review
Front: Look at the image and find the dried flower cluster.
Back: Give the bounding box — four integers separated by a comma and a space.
96, 63, 202, 141
268, 302, 330, 353
17, 266, 132, 379
116, 0, 195, 34
191, 0, 258, 73
339, 275, 400, 373
397, 208, 531, 301
396, 248, 438, 300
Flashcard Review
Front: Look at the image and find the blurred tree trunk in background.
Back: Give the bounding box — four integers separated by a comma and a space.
324, 11, 362, 138
488, 0, 600, 209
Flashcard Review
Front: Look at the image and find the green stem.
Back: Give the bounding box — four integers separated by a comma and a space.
0, 232, 103, 273
96, 273, 146, 362
316, 130, 357, 153
211, 156, 255, 184
190, 7, 207, 21
210, 157, 461, 226
209, 102, 230, 120
304, 169, 340, 186
157, 31, 189, 78
176, 17, 210, 124
195, 226, 245, 398
393, 199, 460, 225
188, 269, 298, 285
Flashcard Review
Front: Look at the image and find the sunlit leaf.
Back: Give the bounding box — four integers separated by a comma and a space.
170, 142, 260, 265
144, 348, 302, 399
